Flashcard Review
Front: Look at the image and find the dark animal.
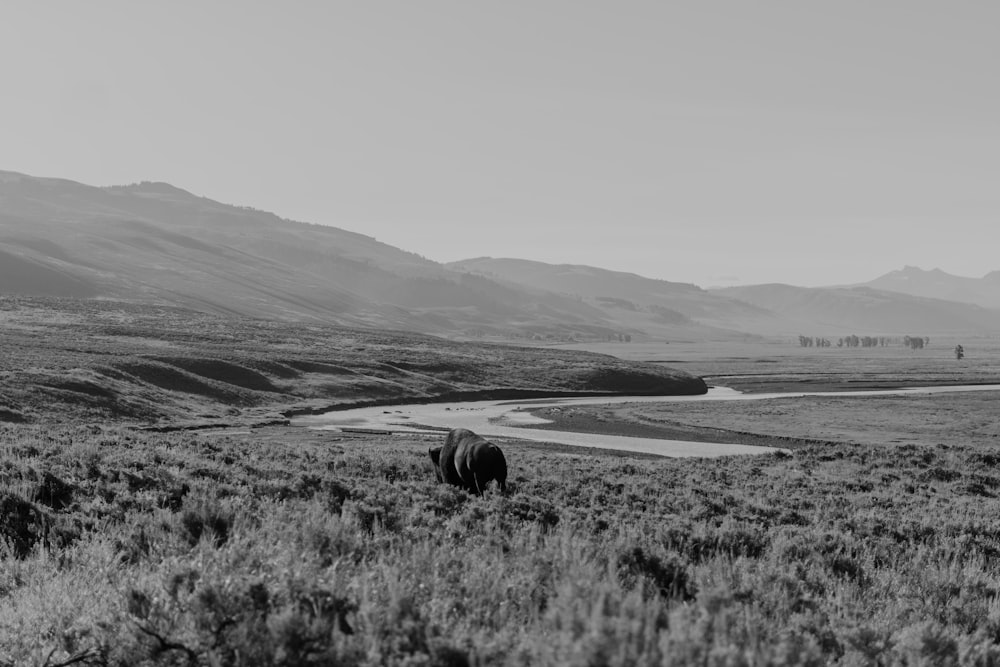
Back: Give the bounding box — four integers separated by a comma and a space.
429, 428, 507, 495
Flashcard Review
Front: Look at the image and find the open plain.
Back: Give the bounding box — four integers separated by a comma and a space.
4, 299, 1000, 664
531, 338, 1000, 451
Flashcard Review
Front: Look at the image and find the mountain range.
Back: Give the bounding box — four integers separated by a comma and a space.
2, 170, 999, 339
862, 265, 1000, 309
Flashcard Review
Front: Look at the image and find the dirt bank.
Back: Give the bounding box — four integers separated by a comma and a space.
519, 405, 826, 451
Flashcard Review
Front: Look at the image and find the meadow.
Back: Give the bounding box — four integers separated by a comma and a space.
6, 421, 1000, 665
4, 299, 1000, 665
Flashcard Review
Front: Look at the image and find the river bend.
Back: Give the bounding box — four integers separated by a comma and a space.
294, 384, 1000, 458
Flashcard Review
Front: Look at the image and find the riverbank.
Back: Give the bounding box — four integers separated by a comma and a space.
298, 384, 1000, 457
296, 390, 786, 458
515, 403, 828, 451
704, 376, 1000, 393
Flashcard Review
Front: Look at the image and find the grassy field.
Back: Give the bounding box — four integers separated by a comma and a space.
5, 423, 1000, 665
4, 298, 1000, 664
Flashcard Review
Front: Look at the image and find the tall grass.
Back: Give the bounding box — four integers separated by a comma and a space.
2, 423, 1000, 665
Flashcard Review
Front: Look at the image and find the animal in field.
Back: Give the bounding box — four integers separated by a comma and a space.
428, 428, 507, 495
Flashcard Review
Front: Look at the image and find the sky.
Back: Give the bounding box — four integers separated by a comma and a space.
2, 1, 998, 287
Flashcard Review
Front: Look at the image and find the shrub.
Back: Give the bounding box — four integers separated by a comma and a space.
34, 470, 74, 510
617, 546, 695, 601
0, 493, 48, 558
505, 495, 560, 530
179, 495, 236, 547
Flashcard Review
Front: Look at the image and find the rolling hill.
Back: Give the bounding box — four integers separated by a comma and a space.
4, 170, 1000, 341
714, 283, 1000, 335
0, 171, 623, 340
0, 295, 708, 425
447, 257, 786, 339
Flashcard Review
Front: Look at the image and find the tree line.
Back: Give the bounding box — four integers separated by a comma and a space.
797, 335, 930, 350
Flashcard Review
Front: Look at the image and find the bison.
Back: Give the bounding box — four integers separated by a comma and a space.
429, 428, 507, 495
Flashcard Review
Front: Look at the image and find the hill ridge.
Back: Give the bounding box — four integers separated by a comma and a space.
4, 170, 1000, 338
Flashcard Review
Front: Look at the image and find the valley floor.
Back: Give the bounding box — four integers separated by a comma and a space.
5, 299, 1000, 664
553, 338, 1000, 394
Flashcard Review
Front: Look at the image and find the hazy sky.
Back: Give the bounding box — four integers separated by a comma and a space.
3, 2, 998, 287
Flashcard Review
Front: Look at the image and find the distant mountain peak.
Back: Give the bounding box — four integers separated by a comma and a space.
877, 265, 954, 282
896, 265, 936, 275
864, 264, 1000, 310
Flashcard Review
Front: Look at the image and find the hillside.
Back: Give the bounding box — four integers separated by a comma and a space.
863, 265, 1000, 309
448, 257, 784, 339
714, 283, 1000, 335
0, 171, 616, 340
0, 296, 707, 426
6, 171, 1000, 341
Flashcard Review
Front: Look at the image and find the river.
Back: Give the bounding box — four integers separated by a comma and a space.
293, 384, 1000, 458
